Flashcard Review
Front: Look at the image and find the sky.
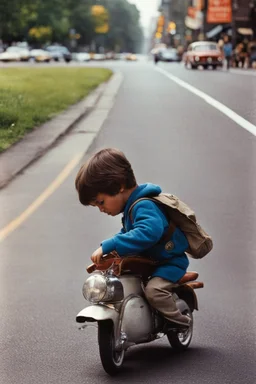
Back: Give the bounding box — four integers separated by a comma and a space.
127, 0, 161, 30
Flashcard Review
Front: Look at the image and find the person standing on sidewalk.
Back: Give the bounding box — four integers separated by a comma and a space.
223, 36, 233, 70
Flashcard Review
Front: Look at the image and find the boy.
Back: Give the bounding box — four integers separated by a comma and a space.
75, 148, 191, 328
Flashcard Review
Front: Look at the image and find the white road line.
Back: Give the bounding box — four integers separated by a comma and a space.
0, 153, 85, 243
155, 66, 256, 137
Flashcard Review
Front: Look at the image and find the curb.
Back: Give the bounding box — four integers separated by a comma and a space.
0, 72, 117, 189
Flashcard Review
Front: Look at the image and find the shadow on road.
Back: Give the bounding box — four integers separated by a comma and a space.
82, 343, 225, 382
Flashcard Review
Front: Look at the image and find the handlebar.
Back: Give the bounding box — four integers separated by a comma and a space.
86, 252, 120, 274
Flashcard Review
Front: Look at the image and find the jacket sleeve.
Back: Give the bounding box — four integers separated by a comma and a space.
101, 201, 166, 256
116, 227, 125, 236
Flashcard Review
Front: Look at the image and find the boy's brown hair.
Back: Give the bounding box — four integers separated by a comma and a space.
75, 148, 137, 205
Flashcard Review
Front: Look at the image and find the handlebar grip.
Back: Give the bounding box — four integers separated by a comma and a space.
86, 263, 96, 274
86, 252, 120, 274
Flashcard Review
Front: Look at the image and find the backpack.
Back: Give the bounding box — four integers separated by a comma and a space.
128, 193, 213, 259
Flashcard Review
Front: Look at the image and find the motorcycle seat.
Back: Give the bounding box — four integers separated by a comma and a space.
178, 271, 199, 284
187, 281, 204, 289
87, 256, 204, 289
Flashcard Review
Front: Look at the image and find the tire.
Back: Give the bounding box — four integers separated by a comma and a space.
167, 302, 193, 351
191, 64, 197, 69
98, 320, 124, 375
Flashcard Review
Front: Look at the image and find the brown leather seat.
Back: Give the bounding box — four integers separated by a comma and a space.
187, 281, 204, 289
178, 271, 199, 284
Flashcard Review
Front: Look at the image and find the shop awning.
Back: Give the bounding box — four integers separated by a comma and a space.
237, 28, 253, 35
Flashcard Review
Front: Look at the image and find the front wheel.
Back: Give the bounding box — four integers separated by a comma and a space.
98, 320, 124, 375
167, 302, 193, 351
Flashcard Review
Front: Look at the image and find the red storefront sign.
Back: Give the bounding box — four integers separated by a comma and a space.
207, 0, 232, 23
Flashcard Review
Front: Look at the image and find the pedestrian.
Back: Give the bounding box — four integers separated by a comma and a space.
223, 36, 233, 70
75, 148, 191, 328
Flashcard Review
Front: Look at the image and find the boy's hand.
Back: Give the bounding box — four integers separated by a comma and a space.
91, 247, 103, 264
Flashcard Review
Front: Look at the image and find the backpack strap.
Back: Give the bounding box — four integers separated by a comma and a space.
128, 197, 155, 221
128, 197, 176, 241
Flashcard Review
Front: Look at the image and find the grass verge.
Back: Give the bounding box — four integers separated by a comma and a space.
0, 67, 112, 152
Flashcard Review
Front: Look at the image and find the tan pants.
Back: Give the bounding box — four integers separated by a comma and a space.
144, 277, 185, 323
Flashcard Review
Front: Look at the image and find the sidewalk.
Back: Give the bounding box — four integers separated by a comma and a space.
229, 67, 256, 76
0, 72, 118, 189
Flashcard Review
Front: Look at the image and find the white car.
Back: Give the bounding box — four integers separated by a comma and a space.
92, 53, 105, 61
72, 52, 91, 62
29, 49, 52, 62
0, 46, 30, 62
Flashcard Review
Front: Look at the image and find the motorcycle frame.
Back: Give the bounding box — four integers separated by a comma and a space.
76, 272, 199, 352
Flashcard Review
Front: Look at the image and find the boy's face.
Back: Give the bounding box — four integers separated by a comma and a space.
90, 191, 126, 216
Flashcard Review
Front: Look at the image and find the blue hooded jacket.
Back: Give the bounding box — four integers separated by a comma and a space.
101, 183, 189, 282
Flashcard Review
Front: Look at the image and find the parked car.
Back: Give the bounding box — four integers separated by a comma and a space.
30, 49, 52, 63
158, 48, 180, 62
0, 46, 30, 62
184, 41, 223, 69
45, 45, 72, 62
72, 52, 91, 62
91, 53, 106, 61
125, 53, 137, 61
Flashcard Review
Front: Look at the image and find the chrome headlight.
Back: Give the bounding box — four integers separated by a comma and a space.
195, 56, 200, 62
83, 273, 124, 303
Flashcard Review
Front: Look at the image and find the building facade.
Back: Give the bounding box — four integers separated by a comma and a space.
156, 0, 255, 49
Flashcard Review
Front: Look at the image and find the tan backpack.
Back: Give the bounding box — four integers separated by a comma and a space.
128, 193, 213, 259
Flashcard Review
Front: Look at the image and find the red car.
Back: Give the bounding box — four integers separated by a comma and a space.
184, 41, 223, 70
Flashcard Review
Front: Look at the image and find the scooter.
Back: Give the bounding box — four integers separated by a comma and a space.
76, 254, 204, 376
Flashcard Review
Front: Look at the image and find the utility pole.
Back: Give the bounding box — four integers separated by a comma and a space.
232, 0, 238, 47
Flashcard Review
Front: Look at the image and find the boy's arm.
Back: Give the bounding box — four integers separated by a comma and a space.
91, 227, 125, 264
101, 201, 165, 256
116, 227, 125, 236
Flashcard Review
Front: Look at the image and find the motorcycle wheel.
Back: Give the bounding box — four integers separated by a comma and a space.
98, 320, 124, 375
167, 303, 193, 351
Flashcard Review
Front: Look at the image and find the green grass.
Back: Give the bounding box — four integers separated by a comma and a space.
0, 67, 112, 152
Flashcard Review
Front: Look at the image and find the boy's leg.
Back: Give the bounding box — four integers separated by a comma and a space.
144, 276, 191, 327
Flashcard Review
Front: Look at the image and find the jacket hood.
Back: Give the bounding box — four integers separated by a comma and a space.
124, 183, 161, 215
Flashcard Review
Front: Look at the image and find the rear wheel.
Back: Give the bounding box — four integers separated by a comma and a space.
167, 302, 193, 351
98, 320, 124, 375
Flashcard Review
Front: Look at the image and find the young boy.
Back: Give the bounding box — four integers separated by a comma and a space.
75, 148, 191, 328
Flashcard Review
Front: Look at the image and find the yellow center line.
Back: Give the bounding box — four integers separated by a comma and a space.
0, 152, 84, 243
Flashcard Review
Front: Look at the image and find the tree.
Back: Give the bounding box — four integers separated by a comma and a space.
0, 0, 96, 47
96, 0, 144, 53
69, 2, 96, 46
0, 0, 144, 52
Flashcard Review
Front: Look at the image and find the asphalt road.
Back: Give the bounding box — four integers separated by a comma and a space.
0, 59, 255, 384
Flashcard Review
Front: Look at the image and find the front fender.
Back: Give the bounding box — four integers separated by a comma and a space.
76, 305, 119, 324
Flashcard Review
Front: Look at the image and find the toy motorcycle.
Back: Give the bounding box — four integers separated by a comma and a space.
76, 253, 204, 375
